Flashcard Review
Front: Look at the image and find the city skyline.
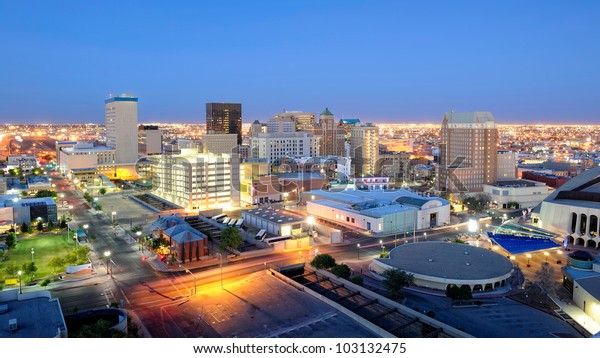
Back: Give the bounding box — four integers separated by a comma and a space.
1, 1, 599, 125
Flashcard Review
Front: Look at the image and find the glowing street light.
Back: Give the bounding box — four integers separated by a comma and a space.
357, 244, 361, 259
544, 251, 549, 263
526, 253, 531, 267
18, 270, 22, 294
31, 248, 35, 262
104, 251, 111, 276
111, 211, 117, 224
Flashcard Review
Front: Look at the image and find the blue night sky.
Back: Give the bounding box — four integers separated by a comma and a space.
0, 1, 599, 124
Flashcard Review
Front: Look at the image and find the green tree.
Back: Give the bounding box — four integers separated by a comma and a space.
48, 257, 65, 273
446, 285, 473, 301
72, 319, 127, 338
382, 268, 414, 298
75, 246, 91, 263
4, 263, 19, 277
36, 221, 44, 231
83, 192, 93, 203
219, 226, 244, 251
5, 231, 17, 249
21, 262, 37, 280
462, 193, 491, 213
350, 276, 364, 286
331, 263, 351, 279
21, 190, 29, 197
35, 190, 57, 198
99, 187, 107, 195
310, 253, 336, 270
32, 168, 44, 176
20, 222, 29, 233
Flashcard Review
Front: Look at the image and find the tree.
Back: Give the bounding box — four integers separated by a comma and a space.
462, 193, 491, 213
21, 190, 29, 197
35, 190, 57, 198
5, 231, 17, 249
4, 263, 19, 277
36, 221, 44, 231
48, 257, 65, 273
331, 263, 351, 279
310, 253, 336, 270
72, 319, 127, 338
99, 187, 107, 195
75, 246, 91, 263
535, 262, 556, 298
21, 262, 37, 280
446, 285, 473, 301
350, 276, 364, 286
20, 222, 29, 234
219, 226, 244, 251
381, 268, 414, 298
32, 168, 44, 176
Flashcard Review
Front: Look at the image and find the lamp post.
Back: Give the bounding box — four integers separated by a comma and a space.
314, 248, 319, 258
544, 251, 549, 263
18, 270, 22, 294
111, 211, 117, 225
380, 240, 384, 253
104, 251, 111, 276
306, 216, 315, 235
357, 244, 360, 259
136, 231, 142, 251
423, 232, 427, 241
31, 248, 35, 263
526, 253, 531, 267
217, 253, 223, 288
181, 266, 197, 295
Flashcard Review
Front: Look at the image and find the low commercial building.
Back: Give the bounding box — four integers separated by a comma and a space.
241, 207, 306, 236
533, 167, 600, 248
7, 154, 38, 171
0, 194, 57, 225
304, 189, 450, 234
483, 179, 553, 209
150, 215, 209, 263
0, 290, 67, 338
371, 242, 514, 292
561, 251, 600, 332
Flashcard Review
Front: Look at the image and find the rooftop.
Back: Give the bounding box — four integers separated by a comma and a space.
376, 242, 513, 281
0, 290, 67, 338
243, 207, 306, 224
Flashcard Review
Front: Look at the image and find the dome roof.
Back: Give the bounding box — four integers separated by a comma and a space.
320, 107, 333, 116
569, 250, 595, 261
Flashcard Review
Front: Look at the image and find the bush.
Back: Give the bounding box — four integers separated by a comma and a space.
331, 264, 351, 279
310, 253, 336, 270
350, 276, 364, 286
40, 279, 50, 287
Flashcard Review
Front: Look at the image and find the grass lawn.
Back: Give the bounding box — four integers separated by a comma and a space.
0, 231, 76, 286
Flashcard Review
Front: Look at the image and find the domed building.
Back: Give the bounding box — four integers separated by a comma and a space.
371, 242, 514, 292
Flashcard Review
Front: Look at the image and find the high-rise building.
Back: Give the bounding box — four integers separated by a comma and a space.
152, 148, 240, 210
350, 123, 379, 176
436, 111, 498, 193
266, 117, 295, 133
306, 108, 346, 157
202, 133, 238, 155
251, 132, 320, 165
139, 125, 163, 156
497, 150, 518, 179
274, 111, 316, 132
206, 102, 242, 145
105, 94, 139, 164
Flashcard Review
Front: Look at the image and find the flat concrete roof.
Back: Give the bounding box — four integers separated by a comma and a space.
0, 291, 66, 338
576, 276, 600, 298
377, 242, 514, 281
244, 207, 305, 224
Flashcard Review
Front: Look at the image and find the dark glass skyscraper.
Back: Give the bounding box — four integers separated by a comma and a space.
206, 103, 242, 145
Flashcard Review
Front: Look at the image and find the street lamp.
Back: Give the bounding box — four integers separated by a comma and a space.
216, 253, 224, 288
31, 248, 35, 262
104, 251, 111, 276
357, 244, 360, 259
306, 216, 315, 234
181, 265, 197, 295
423, 232, 427, 241
136, 231, 142, 251
526, 253, 531, 267
544, 251, 549, 263
17, 270, 22, 294
380, 240, 383, 253
314, 248, 319, 258
111, 211, 117, 225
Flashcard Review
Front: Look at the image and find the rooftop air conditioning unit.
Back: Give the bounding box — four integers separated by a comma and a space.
9, 318, 17, 332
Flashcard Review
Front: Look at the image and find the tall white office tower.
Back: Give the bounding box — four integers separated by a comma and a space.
105, 93, 139, 164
